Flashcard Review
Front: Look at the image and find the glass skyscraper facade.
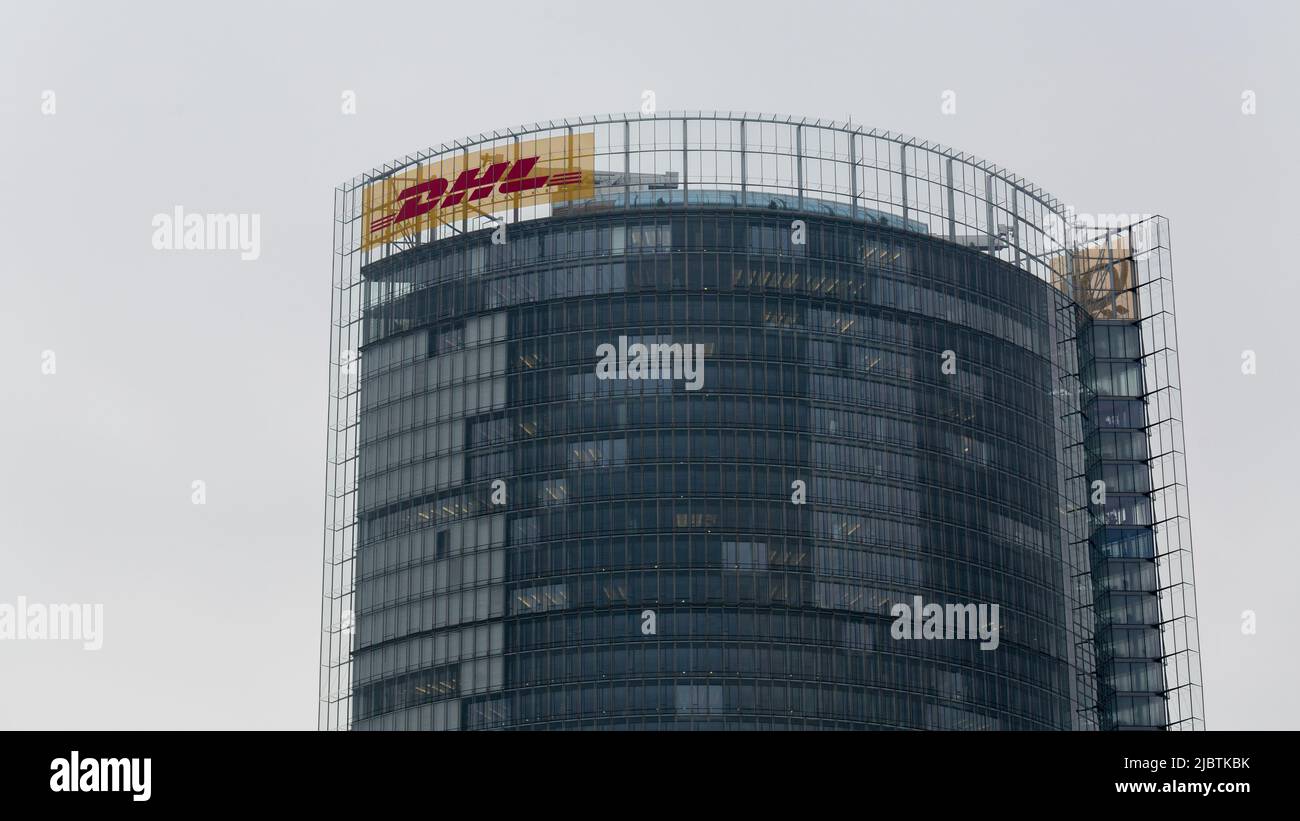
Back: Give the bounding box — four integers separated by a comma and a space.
319, 113, 1204, 731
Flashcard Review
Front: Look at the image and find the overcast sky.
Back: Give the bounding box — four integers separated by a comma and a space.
1, 0, 1296, 730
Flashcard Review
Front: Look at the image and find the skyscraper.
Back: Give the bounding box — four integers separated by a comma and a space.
318, 112, 1203, 730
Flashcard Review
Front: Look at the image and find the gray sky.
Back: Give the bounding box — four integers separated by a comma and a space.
1, 0, 1295, 730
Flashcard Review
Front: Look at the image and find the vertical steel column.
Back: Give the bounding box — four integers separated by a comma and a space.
513, 134, 521, 224
946, 157, 956, 242
683, 118, 689, 205
1011, 188, 1022, 270
900, 143, 909, 227
985, 173, 995, 254
796, 124, 804, 210
849, 131, 859, 221
740, 118, 748, 203
460, 146, 469, 234
623, 120, 631, 209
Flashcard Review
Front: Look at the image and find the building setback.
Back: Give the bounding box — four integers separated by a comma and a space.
318, 113, 1204, 731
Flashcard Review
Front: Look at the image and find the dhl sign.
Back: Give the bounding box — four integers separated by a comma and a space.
361, 132, 595, 250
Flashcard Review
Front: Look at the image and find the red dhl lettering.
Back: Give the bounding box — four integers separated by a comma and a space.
370, 156, 582, 234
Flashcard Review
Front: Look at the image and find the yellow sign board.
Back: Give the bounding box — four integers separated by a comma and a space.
361, 132, 595, 250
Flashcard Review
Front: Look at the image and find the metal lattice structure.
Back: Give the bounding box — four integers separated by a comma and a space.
318, 112, 1202, 730
1075, 218, 1205, 730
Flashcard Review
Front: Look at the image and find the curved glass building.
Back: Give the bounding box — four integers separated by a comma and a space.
319, 113, 1204, 731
